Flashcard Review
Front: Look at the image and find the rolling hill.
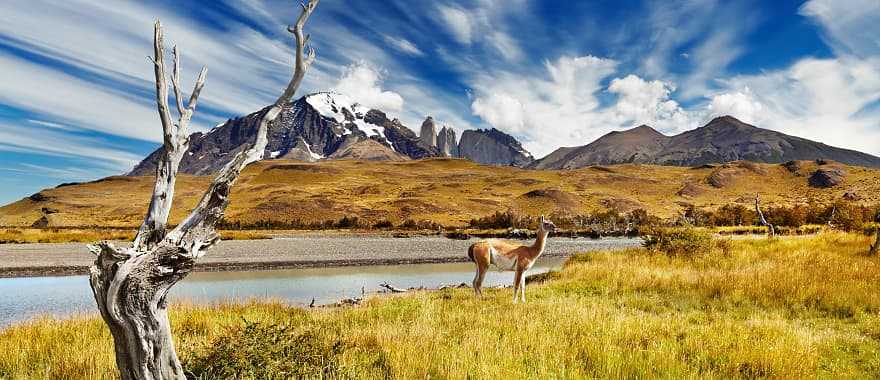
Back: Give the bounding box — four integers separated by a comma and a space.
2, 158, 878, 228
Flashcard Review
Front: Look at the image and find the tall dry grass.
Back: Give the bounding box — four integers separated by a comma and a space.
1, 233, 878, 378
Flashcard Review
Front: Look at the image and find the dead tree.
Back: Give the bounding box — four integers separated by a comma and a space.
871, 212, 880, 256
88, 2, 319, 378
871, 232, 880, 256
754, 193, 775, 238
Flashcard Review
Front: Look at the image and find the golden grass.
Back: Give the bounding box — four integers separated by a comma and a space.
2, 159, 878, 228
0, 228, 269, 244
1, 233, 879, 378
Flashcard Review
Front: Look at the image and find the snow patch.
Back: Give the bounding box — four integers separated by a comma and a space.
306, 92, 378, 137
302, 142, 324, 160
269, 150, 281, 158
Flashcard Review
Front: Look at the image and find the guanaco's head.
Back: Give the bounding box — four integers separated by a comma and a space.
538, 215, 556, 234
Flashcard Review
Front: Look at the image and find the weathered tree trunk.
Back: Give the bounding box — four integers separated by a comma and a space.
870, 232, 879, 256
871, 213, 880, 256
755, 193, 775, 238
88, 2, 319, 378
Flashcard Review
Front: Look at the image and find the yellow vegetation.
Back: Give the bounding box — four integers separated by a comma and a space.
2, 233, 878, 378
1, 159, 878, 228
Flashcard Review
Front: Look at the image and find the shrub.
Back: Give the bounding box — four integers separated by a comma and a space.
184, 320, 348, 379
372, 219, 394, 229
398, 219, 442, 231
643, 227, 714, 258
335, 216, 360, 229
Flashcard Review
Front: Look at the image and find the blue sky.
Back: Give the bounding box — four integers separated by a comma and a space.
0, 0, 879, 205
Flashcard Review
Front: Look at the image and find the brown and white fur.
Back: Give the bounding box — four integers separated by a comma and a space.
467, 216, 556, 303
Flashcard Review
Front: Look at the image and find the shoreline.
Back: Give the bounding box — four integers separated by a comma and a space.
0, 252, 572, 279
1, 236, 645, 279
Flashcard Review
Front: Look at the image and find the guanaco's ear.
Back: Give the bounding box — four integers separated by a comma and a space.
540, 215, 545, 223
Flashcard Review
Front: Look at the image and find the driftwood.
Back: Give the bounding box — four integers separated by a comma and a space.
88, 2, 319, 379
754, 193, 775, 238
380, 282, 408, 293
438, 282, 469, 290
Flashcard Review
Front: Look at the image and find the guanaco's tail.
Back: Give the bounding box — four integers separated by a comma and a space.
467, 244, 475, 263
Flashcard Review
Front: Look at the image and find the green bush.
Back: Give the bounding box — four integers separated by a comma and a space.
184, 321, 347, 379
643, 228, 714, 258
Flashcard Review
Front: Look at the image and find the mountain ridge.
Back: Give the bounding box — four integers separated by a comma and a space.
129, 93, 534, 175
530, 116, 880, 169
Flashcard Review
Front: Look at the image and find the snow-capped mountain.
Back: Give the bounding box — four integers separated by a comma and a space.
128, 92, 448, 175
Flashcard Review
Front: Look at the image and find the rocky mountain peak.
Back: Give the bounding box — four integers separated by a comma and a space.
420, 117, 437, 148
128, 92, 537, 175
458, 128, 533, 167
436, 125, 458, 157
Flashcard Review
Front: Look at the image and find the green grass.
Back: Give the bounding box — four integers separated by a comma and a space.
2, 233, 879, 378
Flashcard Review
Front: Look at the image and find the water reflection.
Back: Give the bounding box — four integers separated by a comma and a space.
0, 258, 565, 326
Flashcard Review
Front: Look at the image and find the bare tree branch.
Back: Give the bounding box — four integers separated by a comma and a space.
165, 0, 320, 250
133, 22, 208, 251
170, 46, 186, 118
755, 193, 775, 238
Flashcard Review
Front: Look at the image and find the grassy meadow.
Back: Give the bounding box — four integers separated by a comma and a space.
2, 232, 879, 379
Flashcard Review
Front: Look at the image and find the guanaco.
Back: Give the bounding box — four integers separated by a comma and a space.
467, 216, 556, 303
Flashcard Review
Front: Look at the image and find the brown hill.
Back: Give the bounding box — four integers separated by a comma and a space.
1, 159, 878, 228
328, 139, 409, 161
531, 116, 880, 169
530, 125, 669, 169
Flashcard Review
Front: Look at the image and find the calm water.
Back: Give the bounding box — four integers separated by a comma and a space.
0, 258, 566, 326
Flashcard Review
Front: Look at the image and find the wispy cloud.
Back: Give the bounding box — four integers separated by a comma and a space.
382, 35, 424, 56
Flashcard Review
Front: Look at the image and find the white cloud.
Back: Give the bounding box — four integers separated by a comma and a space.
0, 51, 160, 142
469, 55, 626, 156
0, 121, 142, 172
437, 5, 473, 45
706, 90, 763, 125
715, 57, 880, 155
799, 0, 880, 58
471, 93, 525, 133
488, 31, 523, 61
608, 75, 693, 133
333, 61, 404, 113
679, 29, 744, 99
382, 35, 424, 56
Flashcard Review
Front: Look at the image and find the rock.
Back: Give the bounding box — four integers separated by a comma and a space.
677, 183, 706, 197
458, 128, 534, 167
279, 137, 322, 162
782, 160, 802, 174
31, 215, 49, 228
436, 126, 458, 157
40, 207, 59, 214
328, 139, 409, 161
364, 110, 440, 159
28, 192, 50, 202
842, 191, 862, 201
809, 168, 847, 188
707, 167, 738, 188
419, 117, 437, 148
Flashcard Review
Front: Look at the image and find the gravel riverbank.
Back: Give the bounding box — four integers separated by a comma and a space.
0, 236, 642, 278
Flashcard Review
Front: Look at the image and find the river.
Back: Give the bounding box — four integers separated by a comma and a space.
0, 236, 641, 326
